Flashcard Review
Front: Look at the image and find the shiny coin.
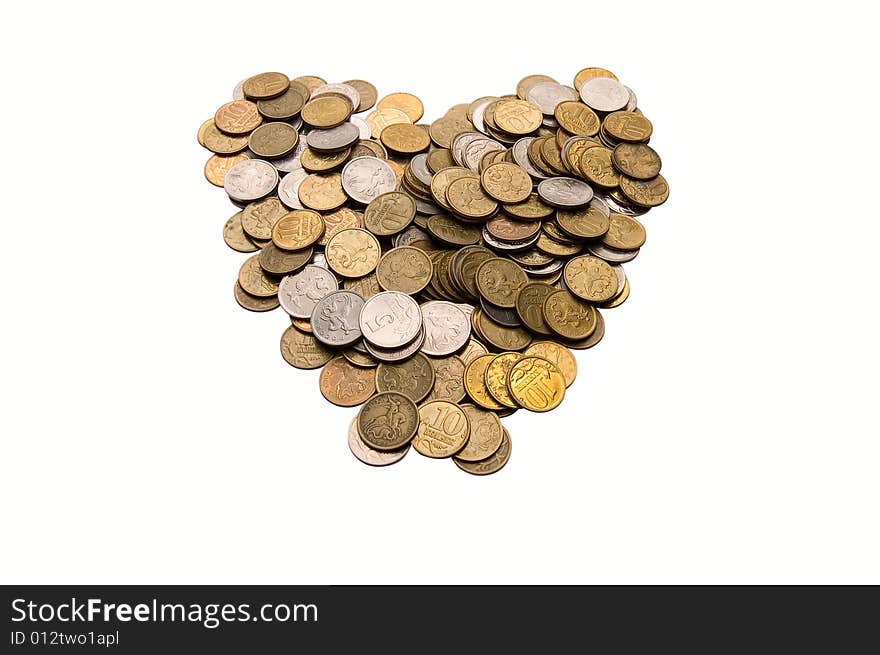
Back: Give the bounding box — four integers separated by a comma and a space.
526, 81, 579, 115
224, 159, 278, 202
301, 95, 352, 129
475, 257, 529, 308
292, 75, 327, 92
515, 282, 556, 335
343, 79, 378, 112
277, 169, 307, 209
413, 401, 470, 458
343, 271, 383, 299
377, 92, 424, 122
375, 352, 435, 403
310, 290, 365, 347
364, 191, 416, 236
363, 326, 425, 363
492, 98, 543, 135
307, 123, 359, 153
358, 391, 419, 450
563, 255, 619, 302
325, 228, 381, 278
347, 417, 409, 466
457, 338, 489, 366
603, 111, 653, 142
234, 281, 279, 312
298, 172, 346, 211
485, 352, 521, 409
201, 121, 249, 154
424, 355, 467, 403
237, 254, 278, 297
573, 67, 618, 90
427, 214, 482, 247
259, 242, 312, 275
618, 174, 670, 207
580, 77, 630, 112
320, 356, 376, 407
380, 123, 430, 154
257, 85, 306, 120
507, 356, 566, 412
485, 216, 541, 242
365, 107, 411, 140
580, 146, 620, 188
280, 325, 333, 369
517, 74, 558, 100
272, 209, 325, 250
359, 291, 422, 349
480, 162, 532, 203
612, 142, 662, 180
241, 196, 286, 240
248, 122, 299, 159
454, 427, 511, 475
242, 72, 289, 100
214, 100, 262, 135
554, 101, 600, 136
603, 213, 647, 250
310, 83, 360, 110
587, 242, 640, 264
375, 246, 433, 294
205, 152, 250, 186
542, 289, 598, 340
277, 264, 339, 318
420, 301, 471, 356
556, 199, 611, 239
223, 211, 257, 253
524, 340, 577, 387
317, 207, 360, 247
537, 177, 593, 208
455, 403, 504, 461
341, 156, 398, 204
463, 354, 505, 411
446, 176, 498, 219
300, 147, 350, 173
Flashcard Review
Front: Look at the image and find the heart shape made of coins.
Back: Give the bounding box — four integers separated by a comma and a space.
199, 68, 670, 475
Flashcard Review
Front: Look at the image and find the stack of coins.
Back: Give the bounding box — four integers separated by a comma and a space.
199, 68, 669, 475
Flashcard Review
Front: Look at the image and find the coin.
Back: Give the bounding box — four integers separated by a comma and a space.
224, 159, 278, 202
537, 177, 593, 208
223, 211, 257, 252
344, 272, 383, 299
475, 257, 529, 308
317, 207, 360, 247
612, 143, 662, 180
248, 122, 299, 159
556, 199, 611, 239
298, 173, 346, 211
292, 75, 327, 92
365, 107, 411, 140
343, 348, 377, 368
573, 67, 618, 90
563, 255, 618, 302
300, 147, 351, 174
214, 100, 262, 135
310, 290, 365, 347
554, 101, 600, 136
603, 111, 653, 142
455, 403, 504, 461
485, 352, 521, 409
344, 79, 378, 112
480, 162, 533, 203
310, 83, 361, 110
242, 72, 289, 100
424, 355, 467, 403
363, 326, 425, 363
600, 277, 630, 309
325, 228, 381, 278
257, 85, 306, 120
427, 214, 482, 246
238, 254, 278, 297
463, 354, 505, 410
320, 356, 376, 407
380, 123, 430, 154
507, 356, 566, 412
347, 417, 409, 466
272, 209, 325, 250
580, 77, 630, 112
526, 82, 579, 115
204, 152, 250, 187
280, 325, 333, 369
375, 246, 433, 294
603, 213, 646, 250
259, 242, 312, 275
446, 176, 498, 219
524, 340, 577, 387
341, 156, 397, 204
515, 282, 556, 335
359, 291, 422, 349
618, 174, 670, 207
307, 123, 359, 153
375, 352, 435, 403
420, 301, 471, 356
485, 216, 541, 242
364, 191, 416, 236
492, 99, 542, 135
580, 146, 620, 188
454, 427, 511, 475
278, 169, 307, 208
358, 391, 419, 450
517, 74, 558, 99
277, 264, 339, 318
201, 121, 249, 154
542, 289, 598, 340
413, 401, 470, 458
377, 92, 424, 122
234, 281, 279, 312
301, 95, 352, 129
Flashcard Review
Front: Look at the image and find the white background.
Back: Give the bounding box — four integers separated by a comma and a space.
1, 1, 877, 584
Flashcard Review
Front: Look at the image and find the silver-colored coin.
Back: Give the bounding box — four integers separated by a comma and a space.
595, 192, 649, 217
359, 291, 422, 349
415, 199, 442, 215
456, 303, 475, 321
278, 169, 307, 209
409, 153, 433, 187
341, 156, 397, 204
482, 227, 541, 253
451, 132, 486, 167
310, 83, 360, 111
307, 122, 360, 153
542, 116, 560, 128
363, 326, 425, 363
278, 265, 339, 318
537, 177, 593, 208
394, 225, 431, 247
419, 301, 471, 356
309, 251, 328, 269
350, 115, 371, 140
270, 136, 307, 173
347, 417, 409, 467
289, 116, 304, 131
579, 77, 630, 113
512, 137, 549, 180
232, 79, 245, 101
587, 242, 640, 263
310, 290, 365, 347
223, 159, 278, 202
611, 264, 627, 293
519, 258, 564, 276
525, 82, 579, 115
463, 138, 505, 172
471, 97, 496, 135
624, 86, 638, 112
479, 297, 521, 328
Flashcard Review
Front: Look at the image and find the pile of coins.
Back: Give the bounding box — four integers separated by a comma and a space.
199, 68, 669, 475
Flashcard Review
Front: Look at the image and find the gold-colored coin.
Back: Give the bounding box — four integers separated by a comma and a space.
603, 111, 653, 142
580, 146, 621, 188
493, 98, 542, 135
197, 118, 213, 146
223, 211, 257, 253
343, 272, 382, 298
204, 152, 249, 186
485, 352, 522, 409
556, 204, 611, 239
456, 403, 504, 462
515, 282, 556, 336
428, 114, 473, 149
379, 123, 430, 154
291, 75, 326, 93
507, 356, 566, 412
343, 79, 378, 112
376, 246, 433, 294
325, 228, 381, 278
524, 341, 577, 387
612, 142, 662, 180
454, 427, 511, 475
480, 162, 532, 203
430, 167, 475, 211
424, 355, 467, 403
446, 176, 498, 219
241, 196, 286, 240
237, 254, 279, 298
351, 139, 387, 160
536, 233, 581, 257
257, 85, 306, 120
563, 255, 619, 302
247, 122, 299, 159
516, 74, 558, 100
364, 191, 416, 236
619, 174, 670, 207
365, 107, 411, 139
300, 95, 352, 129
476, 310, 533, 351
457, 337, 489, 366
542, 289, 598, 340
298, 172, 347, 211
358, 391, 419, 450
317, 207, 360, 247
201, 121, 249, 154
539, 136, 569, 175
554, 101, 600, 137
319, 356, 376, 407
413, 401, 470, 458
259, 242, 312, 275
291, 316, 312, 333
502, 192, 555, 220
343, 349, 377, 368
280, 325, 333, 369
562, 136, 600, 176
485, 216, 541, 242
599, 277, 630, 309
475, 257, 529, 308
271, 209, 325, 250
242, 72, 289, 100
573, 67, 618, 90
377, 92, 424, 122
234, 281, 279, 312
464, 354, 505, 410
603, 213, 646, 250
375, 352, 435, 404
214, 100, 262, 135
426, 148, 455, 173
426, 214, 482, 247
300, 147, 350, 173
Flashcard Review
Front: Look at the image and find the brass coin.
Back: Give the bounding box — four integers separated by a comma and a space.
516, 74, 558, 100
376, 246, 433, 294
300, 147, 350, 173
475, 257, 529, 308
556, 204, 611, 240
358, 391, 419, 450
515, 282, 556, 335
554, 101, 600, 137
573, 67, 618, 90
480, 162, 532, 203
580, 146, 621, 188
485, 352, 521, 409
600, 277, 630, 309
562, 136, 600, 176
430, 166, 475, 211
364, 191, 416, 236
214, 100, 262, 135
502, 192, 555, 220
365, 107, 411, 140
259, 243, 313, 275
234, 281, 278, 312
242, 72, 289, 100
348, 417, 409, 466
612, 142, 662, 180
563, 255, 618, 302
317, 207, 360, 246
379, 123, 430, 154
320, 356, 376, 407
202, 121, 249, 154
603, 213, 646, 250
257, 85, 306, 120
524, 340, 577, 387
536, 233, 581, 257
476, 310, 532, 351
197, 118, 212, 146
413, 401, 470, 458
446, 176, 498, 219
238, 254, 279, 298
344, 272, 382, 298
271, 209, 325, 250
493, 99, 542, 135
426, 148, 455, 173
464, 354, 505, 410
427, 214, 482, 247
343, 349, 377, 368
325, 228, 381, 278
241, 196, 287, 240
343, 79, 378, 113
291, 75, 326, 93
298, 173, 347, 211
351, 139, 387, 160
223, 211, 257, 253
301, 95, 352, 129
455, 403, 504, 462
375, 352, 435, 403
485, 216, 541, 242
204, 152, 249, 186
377, 92, 424, 122
424, 355, 467, 403
291, 316, 312, 333
248, 122, 299, 159
603, 111, 653, 142
457, 338, 489, 365
280, 325, 333, 369
539, 136, 569, 175
429, 115, 474, 149
454, 427, 511, 475
507, 356, 566, 412
542, 289, 598, 340
619, 174, 670, 207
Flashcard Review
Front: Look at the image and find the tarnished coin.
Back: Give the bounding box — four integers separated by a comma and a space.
542, 289, 598, 340
347, 417, 409, 467
298, 173, 347, 211
300, 147, 351, 173
325, 228, 381, 278
301, 95, 352, 129
375, 352, 435, 403
485, 216, 541, 242
307, 122, 359, 153
424, 355, 467, 403
618, 174, 670, 207
380, 123, 430, 154
223, 211, 257, 253
492, 98, 543, 135
343, 271, 382, 299
317, 207, 360, 247
563, 255, 618, 302
524, 340, 577, 387
205, 152, 250, 187
242, 72, 289, 100
248, 122, 299, 159
278, 264, 339, 318
224, 159, 278, 202
580, 146, 621, 188
234, 281, 279, 312
477, 310, 533, 351
463, 354, 505, 411
446, 176, 498, 219
507, 356, 566, 412
272, 209, 325, 250
214, 100, 262, 135
480, 162, 533, 203
364, 191, 416, 236
556, 198, 611, 239
427, 214, 482, 247
554, 101, 600, 136
455, 403, 504, 462
238, 254, 278, 298
475, 257, 529, 308
358, 391, 419, 450
454, 427, 511, 475
343, 79, 378, 112
612, 142, 662, 180
573, 67, 618, 90
341, 156, 398, 204
280, 325, 333, 369
241, 196, 286, 240
259, 242, 312, 275
502, 192, 554, 220
320, 356, 376, 407
537, 177, 593, 208
413, 401, 470, 458
365, 107, 412, 140
376, 246, 433, 294
359, 291, 422, 349
515, 282, 556, 335
603, 111, 653, 142
257, 85, 306, 120
201, 121, 249, 154
580, 77, 630, 112
485, 352, 521, 409
310, 290, 365, 347
377, 92, 424, 122
603, 213, 647, 250
420, 301, 471, 356
344, 348, 377, 368
457, 338, 489, 366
